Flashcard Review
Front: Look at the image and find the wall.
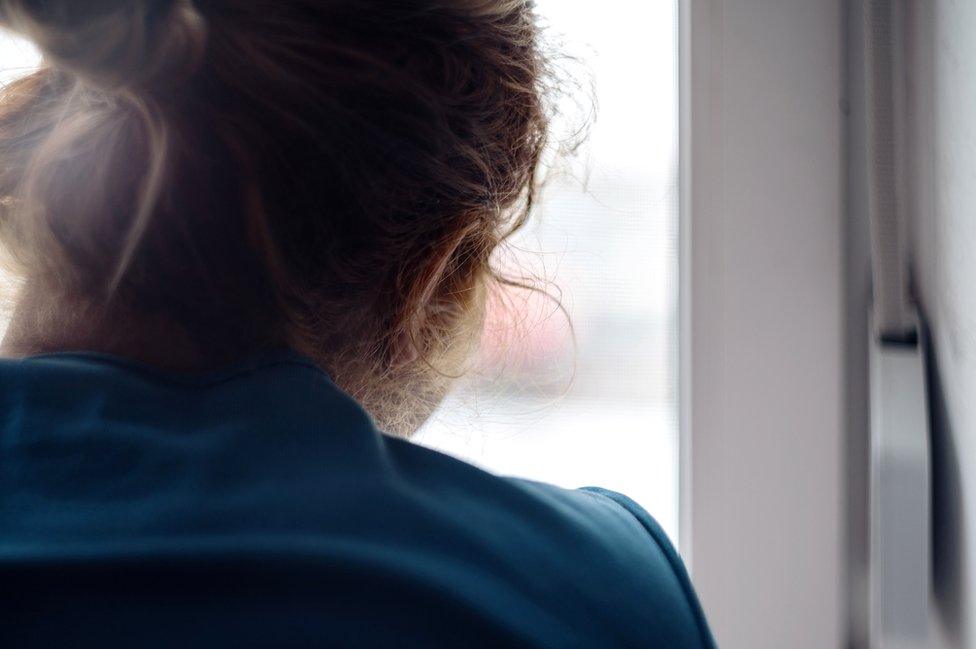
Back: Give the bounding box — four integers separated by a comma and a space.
907, 1, 976, 647
684, 1, 846, 647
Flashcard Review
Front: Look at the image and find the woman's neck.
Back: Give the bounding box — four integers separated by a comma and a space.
1, 282, 215, 370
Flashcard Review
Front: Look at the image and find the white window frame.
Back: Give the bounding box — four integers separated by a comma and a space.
679, 1, 846, 647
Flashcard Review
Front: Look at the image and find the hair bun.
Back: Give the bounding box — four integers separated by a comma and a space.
0, 0, 207, 93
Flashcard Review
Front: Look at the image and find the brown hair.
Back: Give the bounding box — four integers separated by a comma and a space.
0, 0, 556, 431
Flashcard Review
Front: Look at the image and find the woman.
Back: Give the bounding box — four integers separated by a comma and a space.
0, 1, 715, 646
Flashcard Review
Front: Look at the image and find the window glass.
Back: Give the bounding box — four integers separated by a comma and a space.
0, 32, 40, 85
416, 1, 681, 542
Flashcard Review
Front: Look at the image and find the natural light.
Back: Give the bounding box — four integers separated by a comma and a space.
416, 0, 681, 542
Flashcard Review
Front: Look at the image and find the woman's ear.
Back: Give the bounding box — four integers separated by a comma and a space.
391, 222, 482, 371
390, 327, 419, 368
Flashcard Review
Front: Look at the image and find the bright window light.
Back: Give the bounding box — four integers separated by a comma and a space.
0, 31, 40, 85
417, 1, 681, 542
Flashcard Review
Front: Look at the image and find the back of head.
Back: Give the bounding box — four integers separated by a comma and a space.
0, 0, 553, 433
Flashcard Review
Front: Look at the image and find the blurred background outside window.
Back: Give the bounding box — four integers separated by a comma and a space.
416, 0, 681, 542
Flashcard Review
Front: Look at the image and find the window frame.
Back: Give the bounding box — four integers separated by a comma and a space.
679, 1, 846, 647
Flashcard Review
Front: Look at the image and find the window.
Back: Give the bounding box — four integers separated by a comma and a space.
416, 1, 681, 542
0, 32, 40, 85
0, 1, 682, 542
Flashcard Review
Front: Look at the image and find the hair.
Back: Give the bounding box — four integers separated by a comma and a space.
0, 0, 558, 432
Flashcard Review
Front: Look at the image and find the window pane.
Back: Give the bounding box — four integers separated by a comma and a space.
416, 1, 681, 542
0, 32, 40, 85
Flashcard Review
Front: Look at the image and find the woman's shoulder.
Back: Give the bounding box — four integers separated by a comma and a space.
381, 437, 717, 648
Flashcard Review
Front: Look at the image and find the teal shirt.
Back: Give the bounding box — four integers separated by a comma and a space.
0, 350, 715, 648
